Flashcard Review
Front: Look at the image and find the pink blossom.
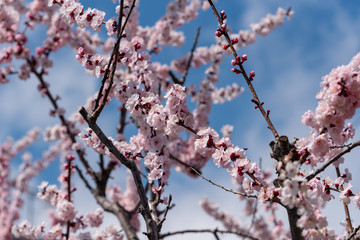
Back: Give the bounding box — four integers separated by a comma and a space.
56, 199, 77, 221
85, 209, 103, 227
307, 134, 330, 157
194, 127, 219, 158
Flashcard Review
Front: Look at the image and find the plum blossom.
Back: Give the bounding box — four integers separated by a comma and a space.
93, 225, 124, 240
146, 104, 167, 131
194, 127, 219, 158
85, 209, 103, 227
339, 184, 353, 205
56, 199, 77, 221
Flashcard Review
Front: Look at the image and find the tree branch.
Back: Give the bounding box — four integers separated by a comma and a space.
189, 167, 257, 199
168, 26, 201, 85
306, 140, 360, 181
159, 228, 259, 240
79, 107, 159, 240
91, 0, 137, 121
207, 0, 279, 139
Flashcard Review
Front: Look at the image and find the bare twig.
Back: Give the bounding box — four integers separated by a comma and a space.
189, 167, 257, 198
169, 153, 202, 175
117, 105, 127, 136
158, 195, 172, 232
159, 228, 259, 240
169, 26, 201, 85
75, 165, 94, 192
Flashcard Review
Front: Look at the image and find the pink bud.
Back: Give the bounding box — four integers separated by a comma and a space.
231, 68, 241, 74
231, 38, 238, 44
220, 10, 227, 20
215, 31, 222, 37
249, 71, 255, 78
221, 23, 226, 30
222, 44, 229, 50
231, 59, 237, 66
240, 54, 248, 63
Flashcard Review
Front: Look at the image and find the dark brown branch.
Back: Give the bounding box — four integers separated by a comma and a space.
159, 228, 259, 240
158, 195, 172, 232
306, 140, 360, 181
79, 107, 159, 240
181, 26, 200, 84
65, 155, 73, 239
346, 224, 360, 240
75, 165, 94, 192
177, 121, 198, 135
286, 206, 304, 240
117, 105, 128, 136
91, 0, 137, 122
207, 0, 279, 139
168, 70, 181, 85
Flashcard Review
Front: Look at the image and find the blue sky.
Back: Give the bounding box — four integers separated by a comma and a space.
2, 1, 360, 239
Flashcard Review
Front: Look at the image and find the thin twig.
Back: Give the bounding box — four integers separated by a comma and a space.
158, 195, 172, 232
159, 228, 259, 240
91, 0, 137, 122
207, 0, 279, 139
182, 26, 201, 84
65, 154, 73, 239
213, 229, 220, 240
189, 167, 257, 198
169, 26, 201, 85
336, 167, 354, 238
169, 153, 202, 175
346, 224, 360, 240
117, 105, 127, 136
247, 159, 262, 234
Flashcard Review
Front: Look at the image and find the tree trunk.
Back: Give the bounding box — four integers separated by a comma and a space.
286, 206, 304, 240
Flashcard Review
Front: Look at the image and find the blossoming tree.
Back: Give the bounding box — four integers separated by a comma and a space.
2, 0, 360, 239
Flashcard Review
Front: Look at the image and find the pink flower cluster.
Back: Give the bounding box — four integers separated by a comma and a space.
13, 178, 110, 239
0, 128, 60, 240
194, 127, 264, 194
213, 8, 294, 51
200, 197, 243, 232
51, 0, 106, 31
298, 53, 360, 166
200, 197, 289, 239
